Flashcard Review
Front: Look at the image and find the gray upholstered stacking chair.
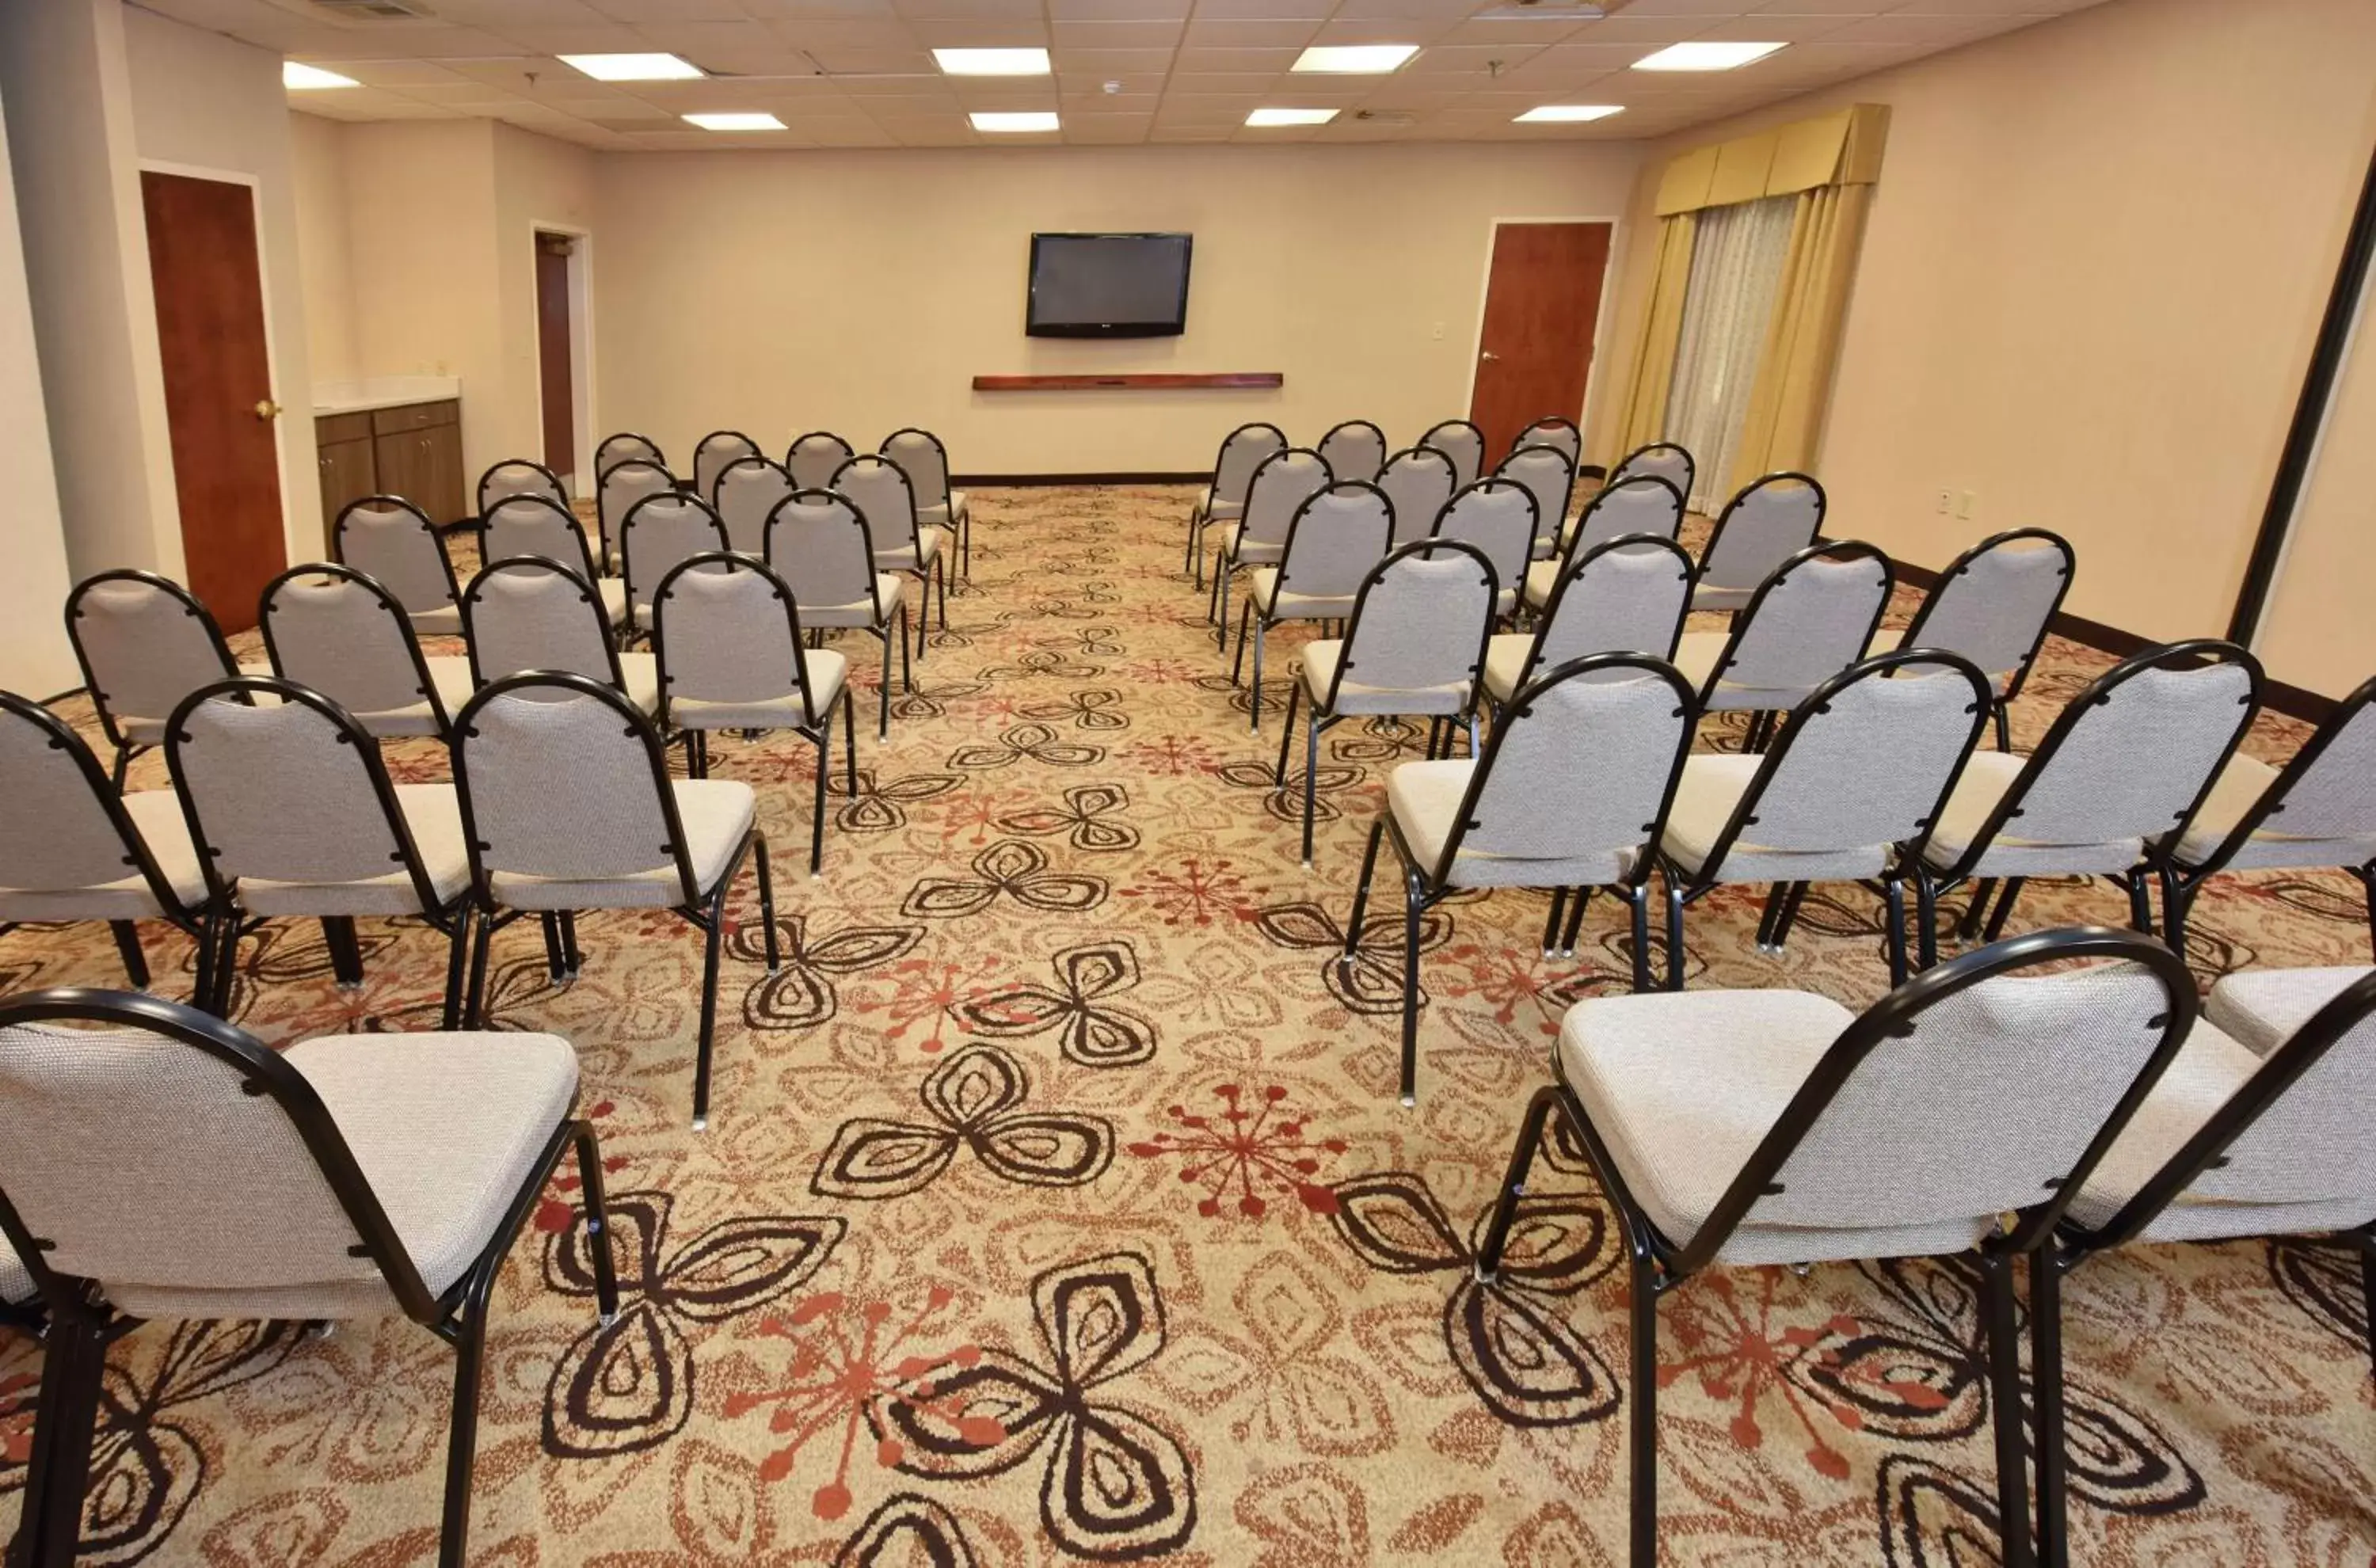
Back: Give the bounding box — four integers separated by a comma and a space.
1673, 540, 1895, 749
597, 458, 677, 575
1232, 481, 1393, 730
260, 564, 474, 740
765, 489, 911, 741
1510, 417, 1582, 466
482, 495, 629, 634
0, 988, 618, 1568
619, 492, 729, 634
1316, 419, 1388, 484
334, 496, 463, 638
1496, 443, 1578, 560
1605, 440, 1695, 501
476, 459, 565, 516
882, 428, 972, 578
451, 672, 782, 1128
1344, 654, 1698, 1102
710, 456, 795, 555
1187, 421, 1288, 583
1690, 471, 1826, 615
832, 454, 950, 645
1208, 447, 1330, 640
692, 430, 761, 503
786, 430, 857, 492
1281, 540, 1498, 865
2157, 675, 2376, 957
1416, 418, 1485, 488
1376, 446, 1459, 550
594, 430, 666, 479
1428, 477, 1536, 621
63, 570, 272, 788
461, 557, 659, 716
1486, 535, 1694, 710
1868, 528, 2075, 750
1661, 652, 1996, 985
2034, 965, 2376, 1568
0, 692, 209, 995
1475, 926, 2195, 1568
654, 552, 855, 875
1918, 640, 2262, 960
1529, 475, 1685, 610
164, 678, 475, 1023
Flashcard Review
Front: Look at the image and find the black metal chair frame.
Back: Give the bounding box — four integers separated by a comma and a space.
63, 569, 241, 790
1495, 441, 1581, 559
1274, 539, 1499, 866
1893, 527, 2075, 751
333, 494, 462, 630
1374, 445, 1459, 546
1493, 533, 1695, 724
1188, 421, 1290, 584
1426, 476, 1540, 629
449, 672, 782, 1128
473, 457, 567, 521
1206, 446, 1328, 624
785, 429, 858, 489
830, 453, 950, 646
691, 430, 762, 500
0, 986, 619, 1568
460, 554, 636, 697
1316, 418, 1388, 481
881, 427, 971, 580
1414, 418, 1484, 487
596, 458, 678, 573
1692, 469, 1827, 610
763, 488, 916, 743
710, 452, 793, 512
1510, 414, 1582, 461
618, 492, 729, 645
1605, 439, 1696, 500
260, 561, 459, 740
1690, 538, 1896, 753
593, 431, 668, 483
1228, 478, 1393, 731
1472, 926, 2197, 1568
1537, 474, 1686, 598
1342, 653, 1700, 1103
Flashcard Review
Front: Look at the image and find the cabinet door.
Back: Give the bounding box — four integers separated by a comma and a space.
421, 422, 466, 525
374, 430, 431, 516
318, 437, 378, 543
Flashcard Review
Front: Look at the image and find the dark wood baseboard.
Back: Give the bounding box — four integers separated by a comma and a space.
954, 471, 1205, 486
971, 371, 1282, 392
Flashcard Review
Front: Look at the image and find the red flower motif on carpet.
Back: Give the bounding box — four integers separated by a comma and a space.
1119, 856, 1252, 927
1129, 1083, 1346, 1219
1659, 1270, 1860, 1480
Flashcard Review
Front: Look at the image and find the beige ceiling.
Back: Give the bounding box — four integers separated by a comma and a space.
134, 0, 2104, 150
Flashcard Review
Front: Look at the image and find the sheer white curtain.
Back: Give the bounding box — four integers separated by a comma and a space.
1663, 195, 1796, 512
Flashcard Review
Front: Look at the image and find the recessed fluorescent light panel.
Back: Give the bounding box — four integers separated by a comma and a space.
1514, 104, 1624, 123
971, 111, 1060, 133
558, 52, 703, 82
683, 112, 785, 131
283, 62, 359, 89
933, 48, 1052, 76
1291, 44, 1419, 74
1246, 107, 1338, 127
1632, 41, 1785, 70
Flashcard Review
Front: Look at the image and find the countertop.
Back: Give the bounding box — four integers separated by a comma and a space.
311, 376, 461, 417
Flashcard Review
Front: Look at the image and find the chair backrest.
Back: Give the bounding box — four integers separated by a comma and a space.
451, 672, 701, 906
1695, 652, 1994, 874
594, 432, 667, 480
1670, 928, 2196, 1273
1435, 653, 1696, 886
1376, 447, 1459, 550
620, 493, 729, 609
1896, 528, 2075, 695
1511, 417, 1581, 466
483, 494, 602, 582
765, 489, 881, 614
1700, 540, 1894, 698
786, 431, 857, 492
1323, 540, 1497, 709
1495, 443, 1577, 552
831, 455, 923, 559
1566, 474, 1684, 561
1316, 420, 1388, 485
712, 457, 796, 554
1429, 478, 1537, 600
2207, 675, 2376, 852
1948, 641, 2260, 870
653, 552, 821, 729
460, 557, 625, 692
478, 459, 565, 516
598, 459, 678, 565
258, 564, 447, 729
0, 693, 187, 908
1275, 481, 1393, 603
1607, 441, 1694, 499
694, 430, 762, 501
1521, 535, 1696, 691
1698, 472, 1826, 594
881, 428, 954, 511
165, 678, 439, 910
332, 497, 458, 618
64, 571, 239, 741
1237, 447, 1332, 555
1416, 419, 1485, 488
1206, 422, 1288, 510
0, 990, 444, 1321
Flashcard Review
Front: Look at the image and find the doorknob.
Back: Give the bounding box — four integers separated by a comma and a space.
1479, 350, 1500, 363
253, 399, 282, 421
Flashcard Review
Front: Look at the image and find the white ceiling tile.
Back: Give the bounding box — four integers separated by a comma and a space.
1050, 48, 1178, 72
1186, 0, 1332, 17
740, 0, 901, 16
1049, 19, 1188, 47
907, 19, 1054, 44
1754, 0, 1899, 13
768, 18, 915, 45
303, 59, 481, 86
1554, 16, 1711, 42
828, 70, 950, 91
804, 44, 939, 70
890, 0, 1046, 17
1690, 13, 1858, 40
1434, 17, 1589, 46
1047, 0, 1189, 16
1399, 42, 1551, 75
581, 0, 752, 21
1162, 70, 1279, 91
1056, 74, 1168, 97
1180, 17, 1322, 48
1824, 10, 2020, 42
1171, 45, 1299, 71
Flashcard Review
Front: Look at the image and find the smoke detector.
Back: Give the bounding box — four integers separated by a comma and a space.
1353, 108, 1417, 126
1472, 0, 1631, 17
304, 0, 440, 20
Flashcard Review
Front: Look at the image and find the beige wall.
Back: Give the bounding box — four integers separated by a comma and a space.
290, 110, 354, 383
1586, 0, 2376, 654
591, 143, 1642, 474
2256, 284, 2375, 697
0, 74, 81, 697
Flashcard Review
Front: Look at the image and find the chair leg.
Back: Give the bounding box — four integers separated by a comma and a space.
209, 909, 243, 1016
1915, 870, 1941, 972
1562, 884, 1592, 958
109, 745, 130, 792
1956, 877, 2000, 943
842, 687, 860, 792
1773, 882, 1811, 950
1755, 882, 1789, 952
1541, 889, 1567, 958
1665, 879, 1687, 991
753, 833, 782, 972
898, 603, 915, 693
1475, 1083, 1561, 1279
810, 725, 830, 877
1627, 1254, 1662, 1568
1982, 876, 2027, 944
1214, 568, 1232, 648
440, 915, 469, 1030
436, 1293, 493, 1568
2031, 1253, 2069, 1568
539, 912, 568, 984
573, 1119, 622, 1324
692, 889, 726, 1130
192, 908, 218, 1011
1981, 1250, 2036, 1568
1883, 875, 1909, 987
1398, 870, 1424, 1107
1249, 621, 1267, 733
108, 920, 148, 988
18, 1301, 111, 1568
1300, 713, 1321, 868
1230, 603, 1251, 684
2358, 867, 2376, 962
464, 908, 493, 1029
2123, 870, 2157, 937
1273, 680, 1299, 786
1466, 713, 1479, 759
558, 911, 581, 978
1627, 885, 1651, 991
875, 629, 893, 740
1342, 820, 1384, 963
1993, 699, 2012, 752
322, 916, 365, 990
2158, 865, 2190, 956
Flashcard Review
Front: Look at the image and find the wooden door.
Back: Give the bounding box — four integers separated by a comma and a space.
535, 233, 575, 486
141, 171, 286, 634
1468, 221, 1613, 462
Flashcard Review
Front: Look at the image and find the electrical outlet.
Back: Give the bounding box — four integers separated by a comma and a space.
1430, 322, 1446, 341
1936, 488, 1952, 515
1955, 490, 1977, 519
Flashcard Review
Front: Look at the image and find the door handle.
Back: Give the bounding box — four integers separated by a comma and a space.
1479, 350, 1500, 363
253, 399, 281, 421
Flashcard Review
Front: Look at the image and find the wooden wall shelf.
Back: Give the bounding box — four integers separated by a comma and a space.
971, 371, 1284, 392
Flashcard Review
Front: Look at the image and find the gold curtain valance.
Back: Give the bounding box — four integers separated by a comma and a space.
1653, 104, 1890, 216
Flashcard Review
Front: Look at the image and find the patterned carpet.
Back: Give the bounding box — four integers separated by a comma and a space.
2, 483, 2373, 1566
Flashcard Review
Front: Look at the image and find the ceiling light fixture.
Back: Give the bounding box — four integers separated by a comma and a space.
933, 47, 1052, 76
1632, 40, 1785, 70
1514, 104, 1624, 122
971, 110, 1060, 133
283, 62, 360, 89
1246, 107, 1338, 127
558, 52, 703, 82
683, 112, 785, 131
1291, 44, 1419, 74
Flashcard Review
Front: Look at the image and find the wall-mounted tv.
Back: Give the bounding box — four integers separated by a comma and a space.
1026, 232, 1193, 338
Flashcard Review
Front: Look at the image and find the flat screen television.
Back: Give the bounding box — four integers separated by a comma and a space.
1026, 232, 1193, 338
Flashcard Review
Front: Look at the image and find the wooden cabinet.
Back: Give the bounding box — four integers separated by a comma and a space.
314, 398, 465, 540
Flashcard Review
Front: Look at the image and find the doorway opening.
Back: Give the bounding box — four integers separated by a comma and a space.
534, 230, 587, 493
1467, 219, 1615, 467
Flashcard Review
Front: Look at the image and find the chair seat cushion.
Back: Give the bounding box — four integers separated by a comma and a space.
1560, 990, 1988, 1266
1673, 632, 1819, 714
596, 577, 630, 628
490, 778, 756, 910
799, 577, 904, 630
1691, 583, 1753, 615
119, 664, 279, 745
1482, 634, 1533, 704
352, 656, 474, 739
1522, 558, 1559, 611
0, 789, 207, 923
408, 605, 464, 637
1389, 759, 1629, 889
2171, 752, 2376, 872
1301, 642, 1470, 718
2206, 965, 2372, 1057
0, 1236, 29, 1307
236, 784, 472, 918
878, 525, 951, 575
672, 649, 849, 732
1660, 754, 1887, 884
618, 653, 661, 715
1921, 750, 2142, 877
1250, 568, 1351, 622
1864, 628, 2016, 691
